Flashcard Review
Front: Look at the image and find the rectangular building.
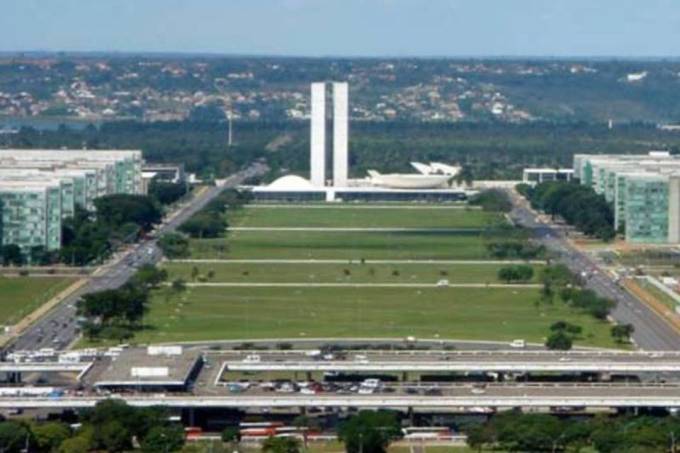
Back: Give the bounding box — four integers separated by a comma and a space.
332, 82, 349, 187
573, 152, 680, 244
310, 83, 326, 187
0, 180, 63, 252
0, 149, 144, 255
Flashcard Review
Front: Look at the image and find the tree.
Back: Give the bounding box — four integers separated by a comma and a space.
339, 411, 402, 453
550, 320, 582, 336
546, 331, 573, 350
58, 436, 91, 453
149, 180, 188, 205
77, 284, 149, 330
158, 232, 190, 259
171, 278, 187, 293
97, 421, 130, 453
94, 194, 162, 231
132, 264, 168, 288
179, 211, 227, 238
221, 426, 241, 443
495, 413, 567, 452
611, 323, 635, 343
1, 244, 23, 266
524, 181, 615, 241
32, 421, 71, 452
261, 436, 301, 453
498, 264, 534, 283
140, 425, 185, 453
0, 421, 32, 453
469, 189, 512, 212
464, 423, 496, 452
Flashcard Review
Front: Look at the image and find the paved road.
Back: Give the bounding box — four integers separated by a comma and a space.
3, 163, 267, 354
508, 191, 680, 351
6, 383, 680, 409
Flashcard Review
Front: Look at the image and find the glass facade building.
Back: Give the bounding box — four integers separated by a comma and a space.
0, 150, 144, 257
574, 153, 680, 244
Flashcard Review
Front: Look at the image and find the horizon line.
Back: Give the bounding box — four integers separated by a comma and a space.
2, 50, 680, 61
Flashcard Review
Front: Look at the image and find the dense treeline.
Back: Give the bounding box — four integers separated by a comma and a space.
4, 120, 680, 182
464, 411, 680, 453
518, 181, 616, 240
469, 189, 512, 212
0, 399, 185, 453
541, 264, 617, 321
148, 180, 189, 205
78, 264, 167, 341
60, 194, 162, 266
482, 224, 545, 259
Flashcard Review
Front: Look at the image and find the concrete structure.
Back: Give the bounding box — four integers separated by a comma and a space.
522, 168, 574, 183
0, 180, 64, 251
310, 82, 326, 187
249, 83, 466, 201
216, 349, 680, 374
93, 347, 202, 391
367, 170, 453, 189
332, 82, 349, 187
5, 385, 680, 411
0, 149, 144, 255
573, 152, 680, 243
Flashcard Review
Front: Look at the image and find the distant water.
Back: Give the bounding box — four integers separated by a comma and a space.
0, 116, 99, 131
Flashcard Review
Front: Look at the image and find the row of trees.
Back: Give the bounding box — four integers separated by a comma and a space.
1, 183, 187, 267
78, 264, 167, 341
0, 400, 184, 453
178, 188, 251, 239
486, 240, 545, 260
518, 181, 616, 241
469, 189, 513, 212
497, 264, 534, 283
540, 264, 616, 320
464, 411, 680, 453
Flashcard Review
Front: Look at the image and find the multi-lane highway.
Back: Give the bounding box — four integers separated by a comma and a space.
508, 191, 680, 351
5, 383, 680, 410
3, 163, 267, 354
216, 349, 680, 373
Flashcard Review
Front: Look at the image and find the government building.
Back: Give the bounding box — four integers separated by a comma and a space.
0, 149, 143, 255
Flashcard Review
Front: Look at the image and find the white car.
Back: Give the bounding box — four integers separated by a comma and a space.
242, 354, 261, 363
354, 354, 369, 363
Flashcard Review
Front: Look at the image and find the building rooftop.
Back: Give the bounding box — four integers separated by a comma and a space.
92, 347, 202, 389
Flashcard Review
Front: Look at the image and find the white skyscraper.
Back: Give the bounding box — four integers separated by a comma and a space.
332, 82, 349, 187
310, 82, 326, 187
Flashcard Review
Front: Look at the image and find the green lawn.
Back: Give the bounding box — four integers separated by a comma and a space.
190, 230, 492, 260
638, 279, 679, 311
0, 277, 75, 325
129, 286, 618, 348
163, 262, 544, 284
233, 206, 502, 229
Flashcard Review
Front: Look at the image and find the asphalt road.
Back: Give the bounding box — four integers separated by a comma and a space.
3, 163, 267, 354
508, 191, 680, 351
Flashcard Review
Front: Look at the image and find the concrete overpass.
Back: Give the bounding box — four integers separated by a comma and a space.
4, 384, 680, 409
0, 363, 92, 373
218, 350, 680, 373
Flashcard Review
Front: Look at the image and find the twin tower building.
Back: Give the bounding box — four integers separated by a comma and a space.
310, 82, 349, 188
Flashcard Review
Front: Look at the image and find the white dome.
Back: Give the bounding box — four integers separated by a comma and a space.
267, 174, 316, 189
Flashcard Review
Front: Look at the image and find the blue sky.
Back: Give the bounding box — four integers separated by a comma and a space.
2, 0, 680, 57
